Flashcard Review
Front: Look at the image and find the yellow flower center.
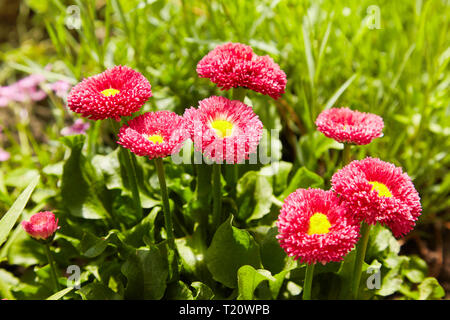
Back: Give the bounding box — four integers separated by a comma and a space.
101, 88, 120, 97
368, 181, 392, 198
210, 119, 234, 138
307, 212, 331, 235
147, 134, 164, 144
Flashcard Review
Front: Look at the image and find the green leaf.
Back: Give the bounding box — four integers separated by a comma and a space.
270, 269, 293, 299
46, 287, 73, 300
165, 281, 194, 300
377, 254, 408, 297
270, 161, 293, 196
156, 240, 179, 284
236, 171, 273, 222
3, 228, 45, 266
278, 167, 324, 201
92, 149, 123, 191
366, 224, 400, 261
80, 230, 119, 258
4, 168, 40, 189
237, 265, 292, 300
237, 265, 274, 300
336, 250, 357, 299
61, 135, 109, 219
93, 149, 161, 210
25, 0, 50, 13
0, 174, 39, 246
175, 227, 207, 278
0, 269, 19, 300
121, 247, 168, 300
124, 207, 160, 247
402, 255, 428, 284
191, 282, 214, 300
417, 278, 445, 300
205, 216, 261, 288
260, 227, 289, 274
78, 282, 121, 300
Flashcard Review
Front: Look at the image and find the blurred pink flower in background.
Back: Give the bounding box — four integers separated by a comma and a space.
49, 80, 72, 98
60, 119, 90, 136
0, 148, 9, 162
0, 74, 47, 106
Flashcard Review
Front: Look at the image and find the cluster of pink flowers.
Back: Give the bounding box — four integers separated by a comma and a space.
0, 74, 46, 107
276, 106, 422, 265
0, 74, 71, 107
68, 43, 286, 163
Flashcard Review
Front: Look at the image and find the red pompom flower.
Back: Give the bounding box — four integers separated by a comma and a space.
22, 211, 59, 240
197, 42, 287, 99
67, 66, 152, 121
183, 96, 263, 164
315, 107, 384, 145
118, 111, 187, 160
276, 188, 360, 265
331, 157, 422, 237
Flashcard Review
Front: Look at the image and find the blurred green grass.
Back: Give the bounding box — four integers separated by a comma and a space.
0, 0, 449, 225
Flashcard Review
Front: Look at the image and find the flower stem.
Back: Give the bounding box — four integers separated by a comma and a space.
352, 222, 371, 299
212, 163, 222, 231
343, 143, 351, 166
154, 157, 179, 280
232, 86, 247, 102
154, 158, 175, 244
44, 243, 60, 292
87, 120, 101, 160
303, 263, 315, 300
124, 149, 143, 218
110, 119, 142, 219
227, 87, 247, 199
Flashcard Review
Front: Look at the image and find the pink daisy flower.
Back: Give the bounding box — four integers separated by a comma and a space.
22, 211, 59, 241
67, 66, 152, 121
276, 188, 360, 265
117, 111, 187, 160
183, 96, 263, 164
197, 42, 287, 99
331, 157, 422, 237
315, 107, 384, 145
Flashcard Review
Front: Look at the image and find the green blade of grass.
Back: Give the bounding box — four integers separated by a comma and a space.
0, 174, 40, 246
46, 287, 73, 300
323, 74, 357, 110
302, 21, 315, 90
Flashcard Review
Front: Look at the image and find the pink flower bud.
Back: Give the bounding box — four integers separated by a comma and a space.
21, 211, 59, 240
